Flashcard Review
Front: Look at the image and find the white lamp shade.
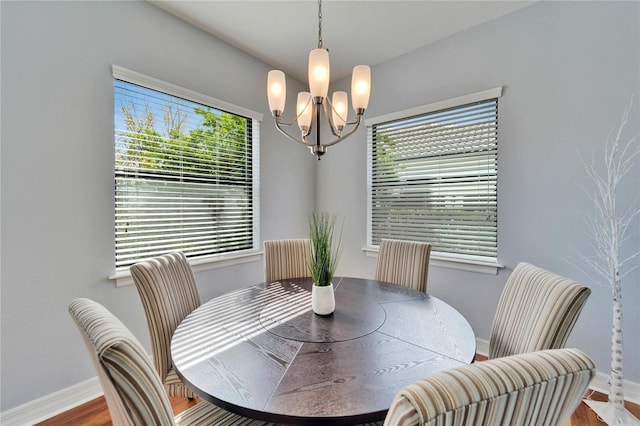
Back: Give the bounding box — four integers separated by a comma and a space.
351, 65, 371, 111
308, 48, 330, 99
332, 91, 348, 128
297, 92, 313, 130
267, 70, 286, 113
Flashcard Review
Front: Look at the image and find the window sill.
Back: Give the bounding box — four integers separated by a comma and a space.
363, 247, 503, 275
108, 251, 263, 288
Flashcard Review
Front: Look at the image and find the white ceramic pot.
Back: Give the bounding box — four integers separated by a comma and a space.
311, 283, 335, 315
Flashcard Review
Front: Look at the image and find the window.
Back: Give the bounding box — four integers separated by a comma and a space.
366, 87, 502, 268
112, 66, 261, 270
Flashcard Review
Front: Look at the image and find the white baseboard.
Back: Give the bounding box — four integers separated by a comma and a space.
1, 342, 638, 424
589, 371, 640, 405
475, 338, 640, 405
0, 377, 102, 426
475, 337, 490, 357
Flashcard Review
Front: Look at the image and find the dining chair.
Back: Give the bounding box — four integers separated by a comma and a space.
68, 298, 273, 426
264, 238, 311, 282
375, 239, 432, 292
130, 252, 200, 399
489, 262, 591, 360
383, 348, 595, 426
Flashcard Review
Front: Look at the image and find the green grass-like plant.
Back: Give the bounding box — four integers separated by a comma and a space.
308, 212, 342, 287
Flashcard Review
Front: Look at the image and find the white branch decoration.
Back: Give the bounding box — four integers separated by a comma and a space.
572, 97, 640, 425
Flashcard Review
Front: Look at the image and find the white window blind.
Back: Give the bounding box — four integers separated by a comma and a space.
113, 67, 260, 268
367, 89, 500, 261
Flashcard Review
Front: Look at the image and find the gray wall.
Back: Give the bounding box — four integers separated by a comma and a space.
1, 0, 639, 414
0, 0, 314, 411
319, 0, 640, 383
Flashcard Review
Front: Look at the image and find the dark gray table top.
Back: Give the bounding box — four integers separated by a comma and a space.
171, 277, 476, 425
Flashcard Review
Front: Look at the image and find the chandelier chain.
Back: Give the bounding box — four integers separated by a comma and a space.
317, 0, 323, 48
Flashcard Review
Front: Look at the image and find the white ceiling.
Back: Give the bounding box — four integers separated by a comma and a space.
149, 1, 535, 83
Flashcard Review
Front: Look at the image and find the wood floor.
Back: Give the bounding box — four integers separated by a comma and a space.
36, 390, 640, 426
36, 396, 200, 426
35, 353, 639, 426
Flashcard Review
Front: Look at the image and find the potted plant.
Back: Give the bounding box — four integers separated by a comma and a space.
308, 212, 342, 315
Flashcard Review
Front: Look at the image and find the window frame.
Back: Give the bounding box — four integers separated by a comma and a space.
364, 87, 503, 275
109, 65, 262, 286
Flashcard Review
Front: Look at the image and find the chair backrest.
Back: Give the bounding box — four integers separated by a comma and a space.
130, 252, 201, 381
69, 298, 176, 426
375, 239, 432, 292
489, 262, 591, 359
384, 348, 595, 426
264, 239, 311, 282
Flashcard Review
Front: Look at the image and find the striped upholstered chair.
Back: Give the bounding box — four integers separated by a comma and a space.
264, 238, 311, 283
489, 262, 591, 359
69, 298, 272, 425
375, 239, 432, 292
130, 252, 200, 399
384, 348, 595, 426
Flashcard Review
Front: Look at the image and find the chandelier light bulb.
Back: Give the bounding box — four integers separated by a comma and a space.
332, 91, 348, 129
308, 48, 330, 99
314, 67, 327, 82
267, 70, 286, 114
297, 92, 313, 131
351, 65, 371, 111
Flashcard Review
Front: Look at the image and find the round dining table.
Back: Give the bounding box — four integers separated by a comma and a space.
171, 276, 476, 425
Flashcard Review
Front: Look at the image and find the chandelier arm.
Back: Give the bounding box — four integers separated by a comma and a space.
274, 114, 314, 146
274, 96, 315, 128
276, 117, 300, 127
344, 108, 366, 126
320, 113, 363, 147
275, 112, 363, 150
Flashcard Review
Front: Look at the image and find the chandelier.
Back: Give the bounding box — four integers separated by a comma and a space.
267, 0, 371, 159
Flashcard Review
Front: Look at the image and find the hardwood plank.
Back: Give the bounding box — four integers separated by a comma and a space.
567, 391, 640, 426
35, 396, 200, 426
35, 396, 111, 426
